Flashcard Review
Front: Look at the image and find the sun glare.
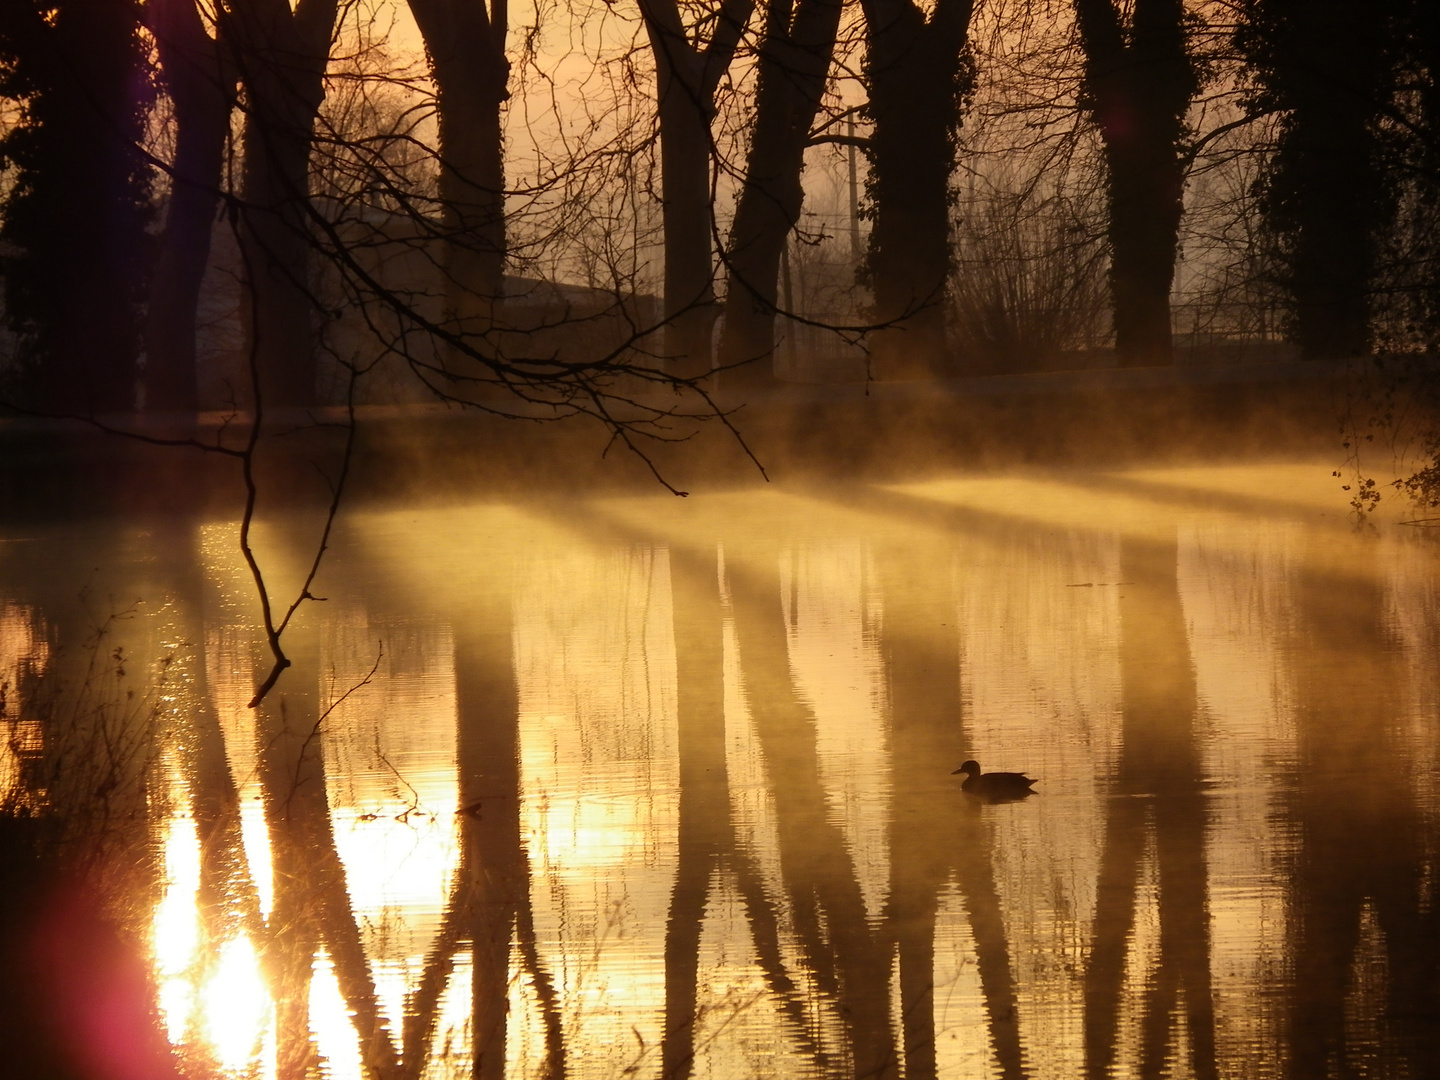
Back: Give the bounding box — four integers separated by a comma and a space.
311, 951, 365, 1080
154, 801, 201, 1043
201, 935, 270, 1071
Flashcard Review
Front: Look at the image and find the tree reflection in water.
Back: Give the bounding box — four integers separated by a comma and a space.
877, 540, 1024, 1080
727, 548, 899, 1079
2, 475, 1440, 1078
1290, 545, 1440, 1076
1085, 536, 1214, 1080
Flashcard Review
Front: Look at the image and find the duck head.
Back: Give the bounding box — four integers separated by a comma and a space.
951, 760, 981, 778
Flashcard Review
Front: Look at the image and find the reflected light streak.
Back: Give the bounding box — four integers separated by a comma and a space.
1109, 823, 1163, 1080
417, 952, 474, 1080
889, 473, 1220, 544
241, 798, 274, 917
1181, 521, 1298, 1079
720, 585, 852, 1068
346, 503, 564, 597
201, 936, 270, 1072
595, 486, 955, 558
691, 868, 819, 1076
311, 951, 365, 1080
933, 881, 1001, 1080
780, 542, 890, 921
1117, 463, 1385, 519
514, 543, 680, 1077
0, 601, 46, 803
154, 763, 277, 1076
882, 467, 1403, 596
154, 775, 201, 1044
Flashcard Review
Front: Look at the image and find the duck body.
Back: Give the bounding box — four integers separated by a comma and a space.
951, 760, 1037, 801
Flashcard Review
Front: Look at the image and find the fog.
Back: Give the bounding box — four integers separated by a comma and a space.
3, 0, 1440, 1077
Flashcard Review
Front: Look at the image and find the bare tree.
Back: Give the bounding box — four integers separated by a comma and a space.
145, 0, 237, 413
224, 0, 344, 408
716, 0, 845, 388
639, 0, 754, 376
407, 0, 510, 353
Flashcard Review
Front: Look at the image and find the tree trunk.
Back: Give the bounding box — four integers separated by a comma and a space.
717, 0, 843, 391
1278, 2, 1399, 361
861, 0, 974, 380
1284, 96, 1376, 359
1075, 0, 1196, 367
146, 0, 235, 413
639, 0, 751, 380
226, 0, 339, 410
408, 0, 509, 373
657, 77, 718, 379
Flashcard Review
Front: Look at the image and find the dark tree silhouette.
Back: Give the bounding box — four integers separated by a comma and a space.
145, 0, 237, 413
1238, 0, 1406, 359
639, 0, 753, 377
0, 0, 153, 414
861, 0, 976, 379
225, 0, 342, 409
1074, 0, 1198, 367
407, 0, 510, 355
716, 0, 844, 389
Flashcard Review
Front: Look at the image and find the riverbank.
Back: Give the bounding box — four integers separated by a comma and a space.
0, 357, 1398, 517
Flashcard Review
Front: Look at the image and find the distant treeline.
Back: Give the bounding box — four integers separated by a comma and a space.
0, 0, 1437, 415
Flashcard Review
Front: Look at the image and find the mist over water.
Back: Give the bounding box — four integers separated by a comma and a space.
1, 461, 1437, 1079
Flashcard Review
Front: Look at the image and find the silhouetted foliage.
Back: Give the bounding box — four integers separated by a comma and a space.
1237, 0, 1408, 359
0, 0, 154, 414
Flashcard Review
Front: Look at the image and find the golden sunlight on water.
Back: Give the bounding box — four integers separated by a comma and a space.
5, 463, 1440, 1079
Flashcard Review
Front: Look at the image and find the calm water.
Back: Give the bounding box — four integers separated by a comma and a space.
2, 462, 1438, 1080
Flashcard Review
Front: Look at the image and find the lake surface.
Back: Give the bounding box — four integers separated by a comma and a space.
2, 461, 1438, 1079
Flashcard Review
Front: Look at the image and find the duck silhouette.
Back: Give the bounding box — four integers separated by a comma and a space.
951, 760, 1037, 801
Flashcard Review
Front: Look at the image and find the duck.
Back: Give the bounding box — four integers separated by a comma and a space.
951, 760, 1037, 800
